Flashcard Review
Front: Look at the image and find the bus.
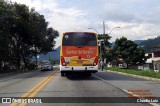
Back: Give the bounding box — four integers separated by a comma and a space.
60, 32, 99, 77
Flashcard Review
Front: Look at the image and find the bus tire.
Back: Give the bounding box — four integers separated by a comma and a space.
61, 72, 65, 77
86, 72, 91, 77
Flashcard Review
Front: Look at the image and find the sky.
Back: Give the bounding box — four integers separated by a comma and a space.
10, 0, 160, 48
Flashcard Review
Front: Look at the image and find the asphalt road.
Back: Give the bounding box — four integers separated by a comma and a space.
0, 67, 160, 106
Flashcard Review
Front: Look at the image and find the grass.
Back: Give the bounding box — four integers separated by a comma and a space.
107, 67, 160, 79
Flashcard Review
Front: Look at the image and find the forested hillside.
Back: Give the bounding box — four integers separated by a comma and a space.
140, 36, 160, 52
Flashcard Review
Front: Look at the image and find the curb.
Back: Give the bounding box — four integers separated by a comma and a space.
107, 70, 160, 83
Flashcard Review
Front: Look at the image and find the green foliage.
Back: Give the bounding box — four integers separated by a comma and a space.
111, 37, 146, 67
49, 59, 55, 65
98, 34, 112, 48
28, 63, 36, 70
107, 67, 160, 79
98, 34, 112, 61
0, 0, 59, 71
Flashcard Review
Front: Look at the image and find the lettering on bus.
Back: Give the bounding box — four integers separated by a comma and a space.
66, 50, 77, 54
66, 50, 94, 55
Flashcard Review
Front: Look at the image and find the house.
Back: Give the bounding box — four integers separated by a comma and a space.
152, 45, 160, 72
137, 45, 160, 72
138, 53, 153, 70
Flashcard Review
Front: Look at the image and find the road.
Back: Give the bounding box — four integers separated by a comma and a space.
0, 67, 160, 106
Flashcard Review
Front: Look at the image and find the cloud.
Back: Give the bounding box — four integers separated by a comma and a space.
92, 0, 160, 42
11, 0, 90, 48
10, 0, 160, 48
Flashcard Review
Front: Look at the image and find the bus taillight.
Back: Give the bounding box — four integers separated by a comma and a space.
93, 56, 98, 66
78, 56, 81, 60
61, 56, 66, 66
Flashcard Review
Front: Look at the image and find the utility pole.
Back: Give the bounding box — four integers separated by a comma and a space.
100, 21, 106, 71
103, 21, 105, 35
102, 21, 106, 62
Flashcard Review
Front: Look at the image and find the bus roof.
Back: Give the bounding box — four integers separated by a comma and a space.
63, 32, 97, 35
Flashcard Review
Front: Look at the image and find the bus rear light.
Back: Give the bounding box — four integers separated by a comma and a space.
61, 56, 66, 66
61, 59, 65, 63
78, 56, 81, 60
93, 56, 98, 66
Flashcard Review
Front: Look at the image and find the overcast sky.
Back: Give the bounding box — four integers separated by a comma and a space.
11, 0, 160, 48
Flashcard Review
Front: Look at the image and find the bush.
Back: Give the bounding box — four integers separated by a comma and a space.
28, 63, 36, 70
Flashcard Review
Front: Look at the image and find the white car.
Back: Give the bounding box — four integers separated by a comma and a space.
41, 62, 53, 71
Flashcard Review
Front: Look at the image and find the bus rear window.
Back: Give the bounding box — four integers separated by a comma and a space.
62, 33, 97, 46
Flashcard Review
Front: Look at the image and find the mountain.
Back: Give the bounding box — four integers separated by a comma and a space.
38, 46, 60, 62
134, 40, 144, 45
140, 36, 160, 52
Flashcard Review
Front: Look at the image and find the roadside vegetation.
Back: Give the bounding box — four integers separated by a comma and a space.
105, 37, 146, 68
107, 67, 160, 79
0, 0, 59, 72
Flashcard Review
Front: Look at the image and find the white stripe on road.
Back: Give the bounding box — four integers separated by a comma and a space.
92, 75, 107, 82
93, 75, 160, 106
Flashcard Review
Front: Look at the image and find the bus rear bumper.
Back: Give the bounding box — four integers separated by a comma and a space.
60, 65, 98, 73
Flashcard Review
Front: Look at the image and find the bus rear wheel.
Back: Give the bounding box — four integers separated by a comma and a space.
61, 72, 65, 77
86, 72, 91, 77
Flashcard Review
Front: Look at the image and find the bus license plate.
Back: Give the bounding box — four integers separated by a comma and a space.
77, 60, 83, 64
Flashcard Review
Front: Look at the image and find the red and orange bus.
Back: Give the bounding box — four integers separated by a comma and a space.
60, 32, 99, 76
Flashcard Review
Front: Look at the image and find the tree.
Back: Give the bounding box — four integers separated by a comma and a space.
0, 0, 13, 70
98, 34, 112, 48
0, 1, 59, 71
98, 34, 111, 62
111, 37, 146, 68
